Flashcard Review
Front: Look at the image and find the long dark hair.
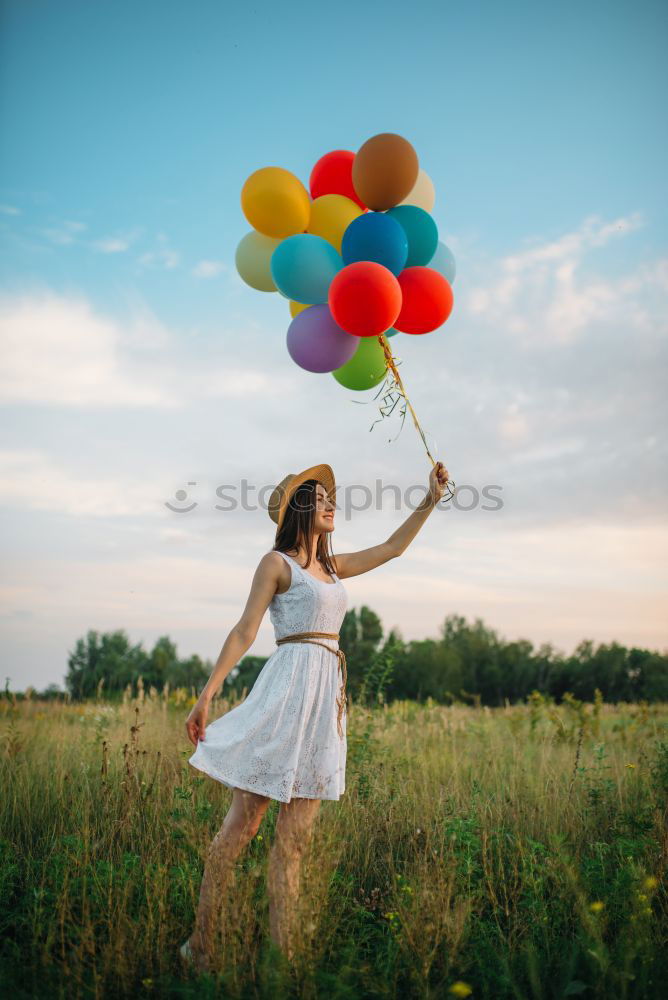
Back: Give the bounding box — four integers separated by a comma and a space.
272, 478, 337, 576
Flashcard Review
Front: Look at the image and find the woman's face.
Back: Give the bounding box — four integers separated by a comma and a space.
313, 483, 335, 535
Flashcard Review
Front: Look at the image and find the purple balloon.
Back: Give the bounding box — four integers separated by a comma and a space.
286, 304, 359, 373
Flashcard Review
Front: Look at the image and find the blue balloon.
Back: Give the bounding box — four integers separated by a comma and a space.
341, 212, 408, 276
386, 205, 438, 267
428, 241, 456, 284
271, 234, 342, 304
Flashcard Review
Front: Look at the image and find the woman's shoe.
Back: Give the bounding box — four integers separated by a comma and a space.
179, 938, 194, 965
179, 935, 211, 974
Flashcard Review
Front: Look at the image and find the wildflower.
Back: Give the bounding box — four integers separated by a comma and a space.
589, 901, 605, 913
449, 982, 473, 998
256, 834, 263, 841
636, 893, 647, 903
625, 763, 636, 769
643, 907, 652, 917
643, 876, 659, 891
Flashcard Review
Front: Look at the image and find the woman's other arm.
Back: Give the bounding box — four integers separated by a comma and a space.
184, 550, 286, 745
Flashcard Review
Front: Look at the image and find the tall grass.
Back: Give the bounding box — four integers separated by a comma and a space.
1, 685, 666, 998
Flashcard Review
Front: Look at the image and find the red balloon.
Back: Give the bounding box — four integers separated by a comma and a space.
395, 267, 453, 334
329, 261, 402, 337
310, 150, 367, 211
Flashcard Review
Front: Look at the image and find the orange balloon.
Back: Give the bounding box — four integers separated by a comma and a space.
352, 133, 419, 211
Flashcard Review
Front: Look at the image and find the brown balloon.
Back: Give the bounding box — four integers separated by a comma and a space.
352, 133, 420, 212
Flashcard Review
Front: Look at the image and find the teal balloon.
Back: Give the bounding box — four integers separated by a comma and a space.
270, 234, 342, 305
384, 328, 399, 337
386, 205, 438, 267
428, 241, 456, 284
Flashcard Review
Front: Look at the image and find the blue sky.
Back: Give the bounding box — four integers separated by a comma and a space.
1, 0, 667, 690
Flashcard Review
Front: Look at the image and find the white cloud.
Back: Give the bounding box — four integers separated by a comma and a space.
0, 292, 174, 406
0, 204, 21, 215
498, 402, 530, 445
137, 248, 180, 269
432, 212, 668, 488
94, 237, 129, 253
192, 259, 227, 278
40, 220, 88, 245
136, 232, 180, 270
91, 228, 142, 254
504, 212, 643, 271
464, 212, 666, 346
0, 290, 293, 406
0, 449, 160, 516
509, 438, 585, 465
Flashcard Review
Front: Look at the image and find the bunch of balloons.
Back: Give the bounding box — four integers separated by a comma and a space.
235, 132, 456, 393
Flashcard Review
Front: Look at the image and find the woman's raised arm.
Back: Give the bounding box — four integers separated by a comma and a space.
334, 462, 449, 580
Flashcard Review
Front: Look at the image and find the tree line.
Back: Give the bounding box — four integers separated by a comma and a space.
47, 608, 668, 705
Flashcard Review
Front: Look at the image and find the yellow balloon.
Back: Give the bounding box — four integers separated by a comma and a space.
241, 166, 311, 239
397, 168, 436, 212
289, 300, 311, 318
306, 194, 363, 252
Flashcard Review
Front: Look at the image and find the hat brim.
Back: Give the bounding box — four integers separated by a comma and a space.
268, 463, 336, 528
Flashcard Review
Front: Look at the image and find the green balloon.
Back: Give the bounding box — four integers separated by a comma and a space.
332, 336, 387, 391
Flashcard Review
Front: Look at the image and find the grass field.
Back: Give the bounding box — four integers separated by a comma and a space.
1, 686, 666, 999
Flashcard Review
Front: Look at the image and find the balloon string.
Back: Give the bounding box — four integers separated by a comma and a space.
373, 331, 456, 503
376, 332, 436, 465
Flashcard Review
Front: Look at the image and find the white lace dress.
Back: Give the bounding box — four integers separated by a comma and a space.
187, 550, 349, 803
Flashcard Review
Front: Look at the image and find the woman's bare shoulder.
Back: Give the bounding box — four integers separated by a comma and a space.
257, 550, 292, 594
259, 549, 286, 570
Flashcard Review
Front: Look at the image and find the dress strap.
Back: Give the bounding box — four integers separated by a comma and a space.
275, 630, 347, 739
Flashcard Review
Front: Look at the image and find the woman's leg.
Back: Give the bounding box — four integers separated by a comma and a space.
189, 787, 271, 968
267, 797, 322, 961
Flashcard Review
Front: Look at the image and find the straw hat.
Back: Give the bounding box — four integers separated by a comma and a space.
268, 463, 336, 530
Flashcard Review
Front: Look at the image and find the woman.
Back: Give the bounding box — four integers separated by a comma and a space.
181, 459, 449, 971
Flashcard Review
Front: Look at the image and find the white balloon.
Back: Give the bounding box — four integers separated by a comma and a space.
398, 168, 435, 212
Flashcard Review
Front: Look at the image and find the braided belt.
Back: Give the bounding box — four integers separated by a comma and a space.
275, 631, 347, 739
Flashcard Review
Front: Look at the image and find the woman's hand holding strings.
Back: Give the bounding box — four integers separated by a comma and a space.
428, 461, 449, 504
